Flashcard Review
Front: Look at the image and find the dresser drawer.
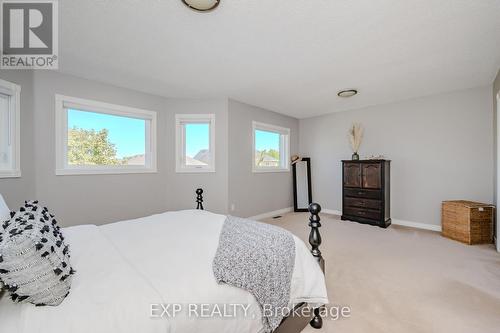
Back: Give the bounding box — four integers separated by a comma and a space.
344, 207, 382, 220
344, 197, 382, 210
344, 188, 382, 200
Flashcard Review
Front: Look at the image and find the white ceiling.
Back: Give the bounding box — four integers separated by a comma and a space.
59, 0, 500, 119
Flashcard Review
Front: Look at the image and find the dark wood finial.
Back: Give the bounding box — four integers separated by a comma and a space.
308, 203, 322, 264
196, 188, 204, 210
308, 202, 323, 329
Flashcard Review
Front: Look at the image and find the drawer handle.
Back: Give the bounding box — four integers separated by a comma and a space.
358, 211, 365, 214
357, 192, 363, 195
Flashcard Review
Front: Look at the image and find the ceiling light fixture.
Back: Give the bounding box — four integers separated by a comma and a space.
182, 0, 220, 12
337, 89, 358, 98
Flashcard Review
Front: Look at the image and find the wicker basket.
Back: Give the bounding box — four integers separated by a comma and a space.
441, 201, 495, 245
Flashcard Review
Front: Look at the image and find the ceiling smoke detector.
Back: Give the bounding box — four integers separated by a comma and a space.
182, 0, 220, 12
337, 89, 358, 98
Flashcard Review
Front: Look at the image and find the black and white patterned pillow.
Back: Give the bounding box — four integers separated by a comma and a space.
0, 200, 75, 306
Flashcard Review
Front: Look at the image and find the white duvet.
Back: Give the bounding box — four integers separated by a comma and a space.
0, 210, 328, 333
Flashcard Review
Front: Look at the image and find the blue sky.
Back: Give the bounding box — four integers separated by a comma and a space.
68, 109, 281, 158
68, 109, 145, 158
185, 123, 209, 157
255, 130, 280, 151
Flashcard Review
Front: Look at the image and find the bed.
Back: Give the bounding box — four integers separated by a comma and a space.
0, 190, 328, 333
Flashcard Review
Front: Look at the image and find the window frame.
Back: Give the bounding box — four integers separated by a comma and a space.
55, 94, 157, 176
0, 78, 21, 179
175, 113, 216, 173
252, 121, 290, 173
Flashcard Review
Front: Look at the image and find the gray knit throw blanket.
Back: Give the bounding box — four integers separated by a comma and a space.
213, 216, 296, 332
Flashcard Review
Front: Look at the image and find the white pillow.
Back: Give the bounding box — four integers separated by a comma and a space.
0, 200, 74, 306
0, 194, 9, 221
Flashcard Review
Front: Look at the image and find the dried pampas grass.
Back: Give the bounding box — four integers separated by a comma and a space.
348, 123, 363, 153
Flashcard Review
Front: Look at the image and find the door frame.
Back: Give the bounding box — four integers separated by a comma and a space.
496, 92, 500, 252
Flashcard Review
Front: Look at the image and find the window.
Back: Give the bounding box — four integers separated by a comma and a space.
55, 95, 157, 175
0, 79, 21, 178
252, 121, 290, 172
175, 114, 215, 173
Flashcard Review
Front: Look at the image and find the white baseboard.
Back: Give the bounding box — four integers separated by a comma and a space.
391, 219, 441, 232
249, 207, 293, 221
322, 208, 442, 232
250, 207, 442, 232
322, 209, 342, 216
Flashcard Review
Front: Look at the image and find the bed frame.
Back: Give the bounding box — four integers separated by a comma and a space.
195, 189, 325, 332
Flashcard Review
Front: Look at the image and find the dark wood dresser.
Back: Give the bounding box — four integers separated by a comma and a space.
341, 160, 391, 228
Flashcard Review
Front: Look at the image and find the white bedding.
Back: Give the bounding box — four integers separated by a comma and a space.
0, 210, 328, 333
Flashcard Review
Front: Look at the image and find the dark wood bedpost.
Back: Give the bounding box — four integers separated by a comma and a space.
308, 202, 324, 329
308, 203, 323, 267
196, 188, 204, 210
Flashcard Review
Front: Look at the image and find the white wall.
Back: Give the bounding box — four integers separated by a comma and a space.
1, 71, 295, 226
31, 71, 171, 226
300, 86, 494, 228
493, 70, 500, 251
165, 99, 229, 214
0, 70, 230, 227
2, 70, 494, 230
0, 70, 35, 208
228, 100, 299, 217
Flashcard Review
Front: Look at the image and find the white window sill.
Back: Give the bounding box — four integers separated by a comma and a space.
0, 170, 21, 178
56, 167, 157, 176
252, 168, 290, 173
176, 167, 216, 174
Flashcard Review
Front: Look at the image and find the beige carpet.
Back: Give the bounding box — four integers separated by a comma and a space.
262, 212, 500, 333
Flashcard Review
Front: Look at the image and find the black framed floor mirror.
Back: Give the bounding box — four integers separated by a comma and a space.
292, 157, 312, 212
